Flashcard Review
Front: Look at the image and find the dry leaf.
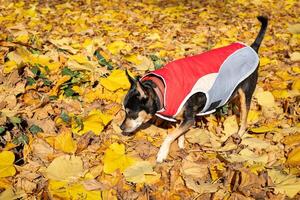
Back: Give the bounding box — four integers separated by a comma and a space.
123, 161, 160, 184
45, 155, 84, 181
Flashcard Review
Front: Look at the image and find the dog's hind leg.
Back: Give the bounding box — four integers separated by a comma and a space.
178, 135, 186, 149
178, 135, 185, 149
237, 88, 248, 137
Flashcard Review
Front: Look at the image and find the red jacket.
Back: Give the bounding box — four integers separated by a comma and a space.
141, 42, 259, 121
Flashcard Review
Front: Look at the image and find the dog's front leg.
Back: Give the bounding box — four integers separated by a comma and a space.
156, 120, 193, 163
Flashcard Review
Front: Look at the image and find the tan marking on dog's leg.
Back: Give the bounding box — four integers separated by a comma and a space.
157, 122, 192, 163
178, 135, 185, 149
237, 88, 248, 137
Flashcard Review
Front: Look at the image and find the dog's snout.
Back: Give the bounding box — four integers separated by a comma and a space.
120, 122, 126, 131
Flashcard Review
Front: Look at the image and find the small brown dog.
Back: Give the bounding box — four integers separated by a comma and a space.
121, 16, 268, 162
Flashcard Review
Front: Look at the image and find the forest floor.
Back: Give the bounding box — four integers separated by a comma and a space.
0, 0, 299, 199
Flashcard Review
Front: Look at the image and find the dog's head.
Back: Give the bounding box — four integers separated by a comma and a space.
120, 71, 153, 134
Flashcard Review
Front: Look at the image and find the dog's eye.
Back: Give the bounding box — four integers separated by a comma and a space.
126, 109, 132, 115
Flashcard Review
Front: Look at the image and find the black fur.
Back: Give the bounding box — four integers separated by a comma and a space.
251, 16, 268, 52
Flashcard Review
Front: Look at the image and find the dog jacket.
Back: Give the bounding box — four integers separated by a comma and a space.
141, 42, 259, 122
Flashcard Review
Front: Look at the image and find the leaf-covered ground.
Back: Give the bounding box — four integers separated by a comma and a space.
0, 0, 299, 199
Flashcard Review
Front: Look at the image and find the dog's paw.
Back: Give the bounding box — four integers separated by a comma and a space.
178, 135, 185, 149
156, 146, 169, 163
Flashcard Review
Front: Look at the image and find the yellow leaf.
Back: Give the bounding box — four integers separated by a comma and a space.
185, 128, 210, 145
260, 57, 271, 66
0, 178, 12, 189
103, 143, 135, 174
25, 6, 37, 17
191, 33, 206, 45
222, 115, 238, 136
272, 90, 290, 99
3, 60, 18, 74
48, 76, 71, 96
72, 109, 112, 136
15, 33, 29, 43
148, 41, 164, 49
287, 147, 300, 166
247, 110, 260, 124
182, 160, 208, 179
283, 133, 300, 146
54, 130, 77, 154
72, 85, 84, 95
292, 80, 300, 91
255, 91, 276, 108
100, 70, 130, 91
48, 180, 102, 200
133, 55, 154, 71
227, 148, 268, 164
185, 178, 220, 194
107, 41, 132, 55
0, 151, 16, 178
268, 169, 300, 198
241, 137, 271, 150
276, 70, 293, 81
84, 89, 102, 103
250, 126, 274, 133
0, 187, 26, 200
209, 163, 225, 182
291, 66, 300, 73
290, 52, 300, 62
124, 161, 160, 184
69, 54, 89, 64
46, 155, 84, 181
288, 24, 300, 34
30, 55, 61, 71
145, 32, 161, 40
42, 24, 52, 31
125, 54, 143, 65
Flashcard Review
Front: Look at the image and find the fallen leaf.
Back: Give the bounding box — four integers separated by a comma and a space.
107, 41, 132, 55
290, 52, 300, 62
182, 160, 209, 179
45, 155, 84, 182
288, 24, 300, 34
222, 115, 239, 140
53, 129, 77, 153
185, 177, 220, 194
185, 128, 211, 145
48, 180, 103, 199
255, 91, 276, 108
100, 70, 130, 91
250, 126, 274, 133
124, 161, 160, 184
286, 147, 300, 166
268, 169, 300, 198
103, 143, 135, 175
226, 148, 268, 164
72, 109, 112, 136
0, 151, 16, 178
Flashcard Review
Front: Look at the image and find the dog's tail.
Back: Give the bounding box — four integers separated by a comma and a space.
251, 16, 268, 52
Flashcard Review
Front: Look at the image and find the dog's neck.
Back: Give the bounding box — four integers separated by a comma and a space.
142, 76, 164, 113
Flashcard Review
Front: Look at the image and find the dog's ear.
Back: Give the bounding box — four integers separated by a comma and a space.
136, 79, 147, 98
126, 70, 136, 87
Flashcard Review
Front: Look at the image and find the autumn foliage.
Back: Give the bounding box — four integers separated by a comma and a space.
0, 0, 299, 199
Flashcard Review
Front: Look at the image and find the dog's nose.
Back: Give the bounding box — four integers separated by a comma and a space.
120, 123, 126, 131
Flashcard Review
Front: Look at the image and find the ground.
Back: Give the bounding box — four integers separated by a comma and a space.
0, 0, 299, 199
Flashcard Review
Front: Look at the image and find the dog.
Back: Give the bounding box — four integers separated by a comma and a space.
120, 16, 268, 163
